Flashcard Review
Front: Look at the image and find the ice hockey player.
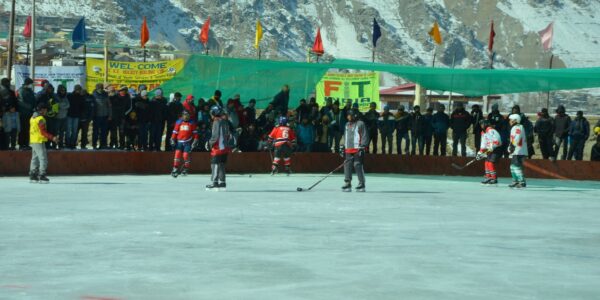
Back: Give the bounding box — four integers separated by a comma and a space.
476, 119, 502, 185
206, 106, 231, 190
507, 114, 528, 188
341, 109, 369, 192
29, 103, 59, 183
268, 116, 297, 175
170, 110, 199, 177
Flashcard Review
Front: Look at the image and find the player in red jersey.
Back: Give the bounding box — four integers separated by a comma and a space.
170, 111, 199, 177
268, 116, 297, 175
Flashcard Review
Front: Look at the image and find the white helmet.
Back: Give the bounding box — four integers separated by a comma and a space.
509, 114, 521, 124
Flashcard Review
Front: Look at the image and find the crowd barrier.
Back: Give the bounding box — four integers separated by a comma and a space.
0, 151, 598, 180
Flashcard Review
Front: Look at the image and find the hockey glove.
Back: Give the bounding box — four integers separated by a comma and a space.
170, 138, 176, 148
358, 148, 365, 158
475, 151, 486, 160
192, 139, 199, 149
339, 145, 346, 157
205, 141, 211, 151
508, 144, 515, 154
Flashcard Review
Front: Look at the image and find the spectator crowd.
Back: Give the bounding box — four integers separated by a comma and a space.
1, 77, 599, 161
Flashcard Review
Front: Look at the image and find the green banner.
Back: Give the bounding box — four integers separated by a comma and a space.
316, 72, 380, 112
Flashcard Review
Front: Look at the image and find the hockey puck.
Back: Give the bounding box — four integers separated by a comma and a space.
296, 187, 303, 192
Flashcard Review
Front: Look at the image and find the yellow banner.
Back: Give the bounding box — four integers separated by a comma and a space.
316, 72, 380, 112
86, 58, 185, 91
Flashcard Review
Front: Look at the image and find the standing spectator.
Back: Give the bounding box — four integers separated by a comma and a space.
196, 122, 211, 152
226, 99, 240, 129
320, 98, 333, 117
166, 92, 184, 151
272, 84, 290, 116
66, 85, 84, 149
183, 95, 197, 121
54, 85, 70, 149
2, 104, 20, 149
378, 105, 396, 154
134, 90, 151, 151
244, 99, 257, 125
410, 105, 424, 155
471, 104, 484, 152
314, 115, 331, 152
238, 123, 260, 152
422, 107, 434, 155
329, 101, 345, 153
198, 104, 211, 125
0, 78, 17, 112
17, 78, 36, 150
109, 86, 130, 149
207, 90, 223, 108
534, 108, 555, 159
432, 104, 449, 156
511, 105, 535, 159
124, 111, 139, 151
450, 102, 471, 157
92, 84, 111, 149
593, 119, 600, 138
488, 103, 509, 158
364, 102, 380, 153
308, 104, 320, 124
149, 89, 168, 151
78, 89, 95, 149
567, 111, 589, 160
257, 103, 276, 135
296, 117, 315, 152
394, 105, 410, 155
295, 99, 310, 124
553, 105, 571, 160
591, 136, 600, 161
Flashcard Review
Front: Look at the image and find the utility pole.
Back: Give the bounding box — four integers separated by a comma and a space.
30, 0, 36, 82
6, 0, 16, 80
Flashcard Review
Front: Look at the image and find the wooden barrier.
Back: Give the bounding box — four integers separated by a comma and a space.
0, 151, 598, 180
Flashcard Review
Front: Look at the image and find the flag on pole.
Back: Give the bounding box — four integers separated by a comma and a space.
428, 21, 442, 45
255, 19, 263, 49
22, 16, 32, 38
140, 16, 150, 48
312, 27, 324, 56
372, 18, 381, 47
200, 17, 210, 45
71, 17, 87, 50
488, 20, 496, 52
538, 22, 554, 51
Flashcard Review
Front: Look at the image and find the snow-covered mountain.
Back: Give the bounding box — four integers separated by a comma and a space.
2, 0, 599, 69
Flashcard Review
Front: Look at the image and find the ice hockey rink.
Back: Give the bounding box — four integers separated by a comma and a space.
1, 173, 600, 299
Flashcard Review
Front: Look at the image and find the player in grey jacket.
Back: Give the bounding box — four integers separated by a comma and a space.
206, 105, 232, 190
341, 109, 369, 192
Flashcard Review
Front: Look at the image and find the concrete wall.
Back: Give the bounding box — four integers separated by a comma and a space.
1, 151, 598, 180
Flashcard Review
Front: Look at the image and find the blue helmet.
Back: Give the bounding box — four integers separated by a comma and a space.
210, 105, 223, 116
278, 116, 288, 126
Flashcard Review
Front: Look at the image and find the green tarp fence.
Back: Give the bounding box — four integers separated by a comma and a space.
159, 54, 600, 109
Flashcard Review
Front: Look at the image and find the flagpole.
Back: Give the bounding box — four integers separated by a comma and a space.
30, 0, 36, 83
447, 53, 456, 110
427, 47, 436, 103
143, 47, 147, 62
103, 39, 108, 85
83, 44, 87, 66
7, 0, 16, 80
25, 43, 30, 66
258, 47, 261, 60
372, 47, 375, 63
489, 52, 494, 69
546, 54, 554, 108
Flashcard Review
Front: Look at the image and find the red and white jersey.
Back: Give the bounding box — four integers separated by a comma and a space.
480, 127, 501, 152
269, 125, 296, 147
171, 119, 198, 142
510, 124, 528, 156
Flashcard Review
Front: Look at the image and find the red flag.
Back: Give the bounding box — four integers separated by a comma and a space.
312, 27, 324, 56
23, 16, 32, 38
140, 16, 150, 48
200, 17, 210, 45
538, 22, 554, 51
488, 21, 496, 52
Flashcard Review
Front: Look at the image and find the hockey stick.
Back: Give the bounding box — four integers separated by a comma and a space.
296, 159, 349, 192
451, 158, 479, 170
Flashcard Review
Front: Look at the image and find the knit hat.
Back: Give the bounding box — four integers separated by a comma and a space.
155, 89, 163, 96
24, 78, 34, 85
141, 90, 148, 97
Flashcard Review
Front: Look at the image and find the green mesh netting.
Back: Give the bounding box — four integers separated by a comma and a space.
159, 54, 600, 109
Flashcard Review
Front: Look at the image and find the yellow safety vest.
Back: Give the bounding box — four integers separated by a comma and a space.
30, 115, 48, 143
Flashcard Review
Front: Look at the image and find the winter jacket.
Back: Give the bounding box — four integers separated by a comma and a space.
591, 144, 600, 161
167, 100, 184, 124
226, 106, 240, 128
410, 112, 424, 136
124, 115, 139, 136
534, 117, 555, 138
209, 116, 231, 156
81, 94, 96, 122
569, 117, 590, 140
0, 83, 17, 110
509, 124, 528, 157
111, 93, 132, 121
553, 114, 571, 138
422, 113, 434, 137
93, 90, 111, 118
55, 94, 70, 119
471, 110, 484, 134
149, 96, 168, 123
378, 112, 396, 135
296, 123, 315, 145
450, 109, 471, 134
2, 111, 20, 132
329, 108, 346, 132
432, 112, 449, 135
35, 91, 59, 118
17, 86, 36, 116
394, 111, 410, 134
272, 90, 290, 115
344, 120, 369, 153
295, 104, 311, 123
245, 106, 256, 124
67, 92, 85, 118
364, 109, 380, 133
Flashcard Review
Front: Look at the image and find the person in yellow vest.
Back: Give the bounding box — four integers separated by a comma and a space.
30, 103, 58, 183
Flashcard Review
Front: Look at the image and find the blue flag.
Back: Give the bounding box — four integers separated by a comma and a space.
372, 18, 381, 48
72, 17, 87, 50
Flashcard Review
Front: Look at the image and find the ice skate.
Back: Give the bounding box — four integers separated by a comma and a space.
270, 165, 278, 176
181, 168, 188, 176
342, 181, 352, 192
515, 182, 526, 189
217, 182, 227, 191
355, 183, 365, 192
38, 174, 49, 184
284, 166, 291, 176
29, 173, 39, 183
487, 179, 498, 186
206, 182, 219, 191
508, 181, 519, 188
171, 167, 180, 178
481, 178, 491, 185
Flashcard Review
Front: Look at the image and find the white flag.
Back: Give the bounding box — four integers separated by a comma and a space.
538, 22, 554, 51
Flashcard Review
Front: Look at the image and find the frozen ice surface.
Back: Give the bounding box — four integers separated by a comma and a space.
1, 173, 600, 300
